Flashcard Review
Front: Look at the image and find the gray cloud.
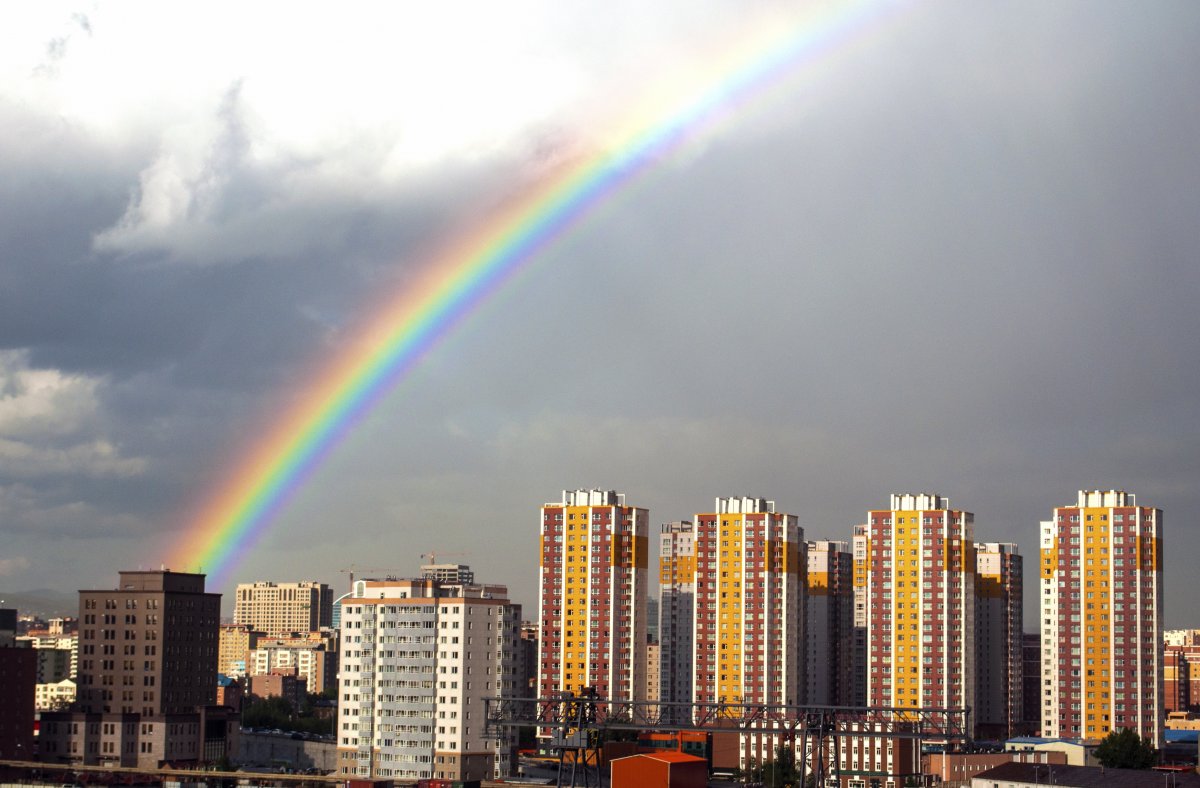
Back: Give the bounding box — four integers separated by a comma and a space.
0, 2, 1197, 629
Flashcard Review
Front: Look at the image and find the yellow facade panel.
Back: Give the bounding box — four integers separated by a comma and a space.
891, 513, 921, 708
1041, 537, 1058, 579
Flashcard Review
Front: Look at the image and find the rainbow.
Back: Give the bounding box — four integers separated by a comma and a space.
168, 1, 897, 584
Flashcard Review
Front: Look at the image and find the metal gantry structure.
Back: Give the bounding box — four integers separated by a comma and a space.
486, 694, 972, 788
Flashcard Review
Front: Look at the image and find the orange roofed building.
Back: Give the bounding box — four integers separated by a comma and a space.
610, 751, 707, 788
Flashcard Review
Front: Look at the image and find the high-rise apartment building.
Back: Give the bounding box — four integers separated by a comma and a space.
1021, 632, 1042, 735
806, 539, 855, 706
691, 497, 803, 709
234, 581, 333, 635
646, 639, 661, 712
39, 570, 234, 767
974, 542, 1023, 740
863, 494, 976, 727
1039, 490, 1163, 744
851, 524, 870, 707
658, 521, 696, 722
1163, 629, 1200, 715
517, 622, 538, 696
336, 577, 521, 782
537, 490, 648, 704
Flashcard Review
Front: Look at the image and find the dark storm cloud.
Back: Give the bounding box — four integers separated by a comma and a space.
318, 1, 1200, 617
2, 2, 1199, 625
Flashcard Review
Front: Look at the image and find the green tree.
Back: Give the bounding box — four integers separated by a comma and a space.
1094, 728, 1156, 769
241, 695, 333, 735
753, 744, 798, 787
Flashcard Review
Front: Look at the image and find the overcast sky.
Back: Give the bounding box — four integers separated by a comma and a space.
1, 1, 1198, 625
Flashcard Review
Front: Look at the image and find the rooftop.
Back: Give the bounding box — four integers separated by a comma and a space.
976, 762, 1200, 787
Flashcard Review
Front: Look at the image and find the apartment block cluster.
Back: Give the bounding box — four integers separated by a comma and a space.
535, 488, 1164, 777
218, 580, 339, 704
0, 487, 1169, 785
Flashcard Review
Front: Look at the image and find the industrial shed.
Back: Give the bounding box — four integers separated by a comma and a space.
610, 751, 707, 788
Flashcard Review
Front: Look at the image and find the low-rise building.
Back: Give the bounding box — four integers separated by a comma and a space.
35, 678, 77, 711
1004, 736, 1097, 767
246, 630, 337, 694
925, 750, 1066, 788
972, 762, 1200, 787
216, 674, 244, 712
248, 670, 307, 709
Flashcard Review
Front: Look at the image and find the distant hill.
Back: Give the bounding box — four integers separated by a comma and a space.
0, 589, 78, 618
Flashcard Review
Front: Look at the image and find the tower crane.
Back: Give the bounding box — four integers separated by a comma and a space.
338, 565, 388, 589
420, 551, 470, 566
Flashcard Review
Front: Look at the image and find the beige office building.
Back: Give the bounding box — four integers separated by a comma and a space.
234, 581, 333, 635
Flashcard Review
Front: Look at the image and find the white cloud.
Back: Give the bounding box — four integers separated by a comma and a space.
2, 1, 788, 264
0, 438, 145, 478
0, 350, 100, 437
0, 351, 145, 478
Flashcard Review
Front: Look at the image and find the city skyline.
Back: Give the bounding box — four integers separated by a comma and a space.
1, 3, 1199, 629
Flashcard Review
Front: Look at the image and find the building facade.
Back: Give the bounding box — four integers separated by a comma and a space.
658, 521, 696, 723
0, 644, 36, 759
16, 633, 78, 680
247, 631, 337, 694
975, 542, 1023, 740
233, 581, 333, 635
805, 539, 855, 707
646, 640, 661, 713
38, 570, 235, 768
218, 624, 262, 677
336, 577, 521, 782
690, 497, 803, 713
863, 494, 976, 730
36, 678, 78, 711
420, 564, 475, 585
1163, 629, 1200, 716
851, 524, 870, 707
248, 671, 307, 708
537, 489, 648, 705
1039, 490, 1163, 744
1020, 632, 1042, 735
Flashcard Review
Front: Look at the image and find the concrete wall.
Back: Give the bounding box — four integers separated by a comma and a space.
231, 732, 337, 773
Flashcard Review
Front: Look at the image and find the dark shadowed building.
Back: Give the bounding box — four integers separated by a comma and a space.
39, 570, 236, 767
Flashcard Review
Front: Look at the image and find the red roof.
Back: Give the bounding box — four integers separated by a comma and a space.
612, 752, 706, 765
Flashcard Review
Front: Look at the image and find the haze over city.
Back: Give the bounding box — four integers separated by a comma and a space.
1, 1, 1198, 624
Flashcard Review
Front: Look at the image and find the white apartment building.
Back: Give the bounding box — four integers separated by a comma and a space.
337, 577, 521, 783
16, 634, 78, 680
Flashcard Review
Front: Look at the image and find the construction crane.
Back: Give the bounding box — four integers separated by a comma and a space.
337, 565, 388, 590
420, 551, 470, 566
